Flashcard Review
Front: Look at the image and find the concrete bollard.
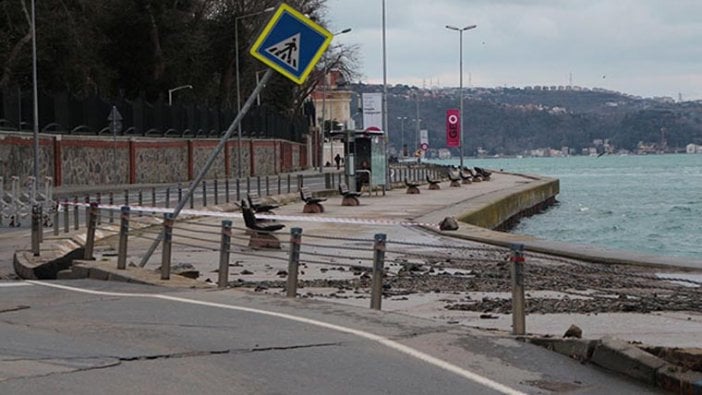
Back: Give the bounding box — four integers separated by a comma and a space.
117, 206, 130, 270
218, 220, 232, 288
286, 227, 302, 298
161, 213, 174, 280
31, 204, 40, 256
84, 202, 98, 260
511, 243, 526, 335
370, 233, 387, 310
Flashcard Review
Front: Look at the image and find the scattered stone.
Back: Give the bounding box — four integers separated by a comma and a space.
439, 216, 459, 231
171, 263, 199, 279
563, 324, 583, 338
480, 313, 498, 319
320, 268, 329, 273
254, 285, 268, 292
241, 270, 254, 275
276, 270, 288, 277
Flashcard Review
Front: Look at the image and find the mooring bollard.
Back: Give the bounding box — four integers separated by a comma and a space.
84, 202, 98, 260
31, 204, 40, 256
370, 233, 387, 310
218, 220, 232, 288
161, 213, 174, 280
287, 227, 302, 298
117, 206, 130, 270
511, 243, 526, 335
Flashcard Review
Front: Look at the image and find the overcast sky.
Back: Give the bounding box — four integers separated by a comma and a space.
324, 0, 702, 100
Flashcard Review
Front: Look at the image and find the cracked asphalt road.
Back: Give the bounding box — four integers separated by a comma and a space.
0, 279, 662, 395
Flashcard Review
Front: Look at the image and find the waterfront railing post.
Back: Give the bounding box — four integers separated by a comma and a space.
161, 213, 174, 280
52, 202, 59, 236
287, 174, 291, 193
246, 177, 251, 196
370, 233, 387, 310
31, 204, 40, 256
202, 181, 208, 207
218, 220, 232, 288
286, 227, 302, 298
177, 183, 183, 203
137, 190, 143, 216
151, 187, 156, 208
236, 179, 241, 202
257, 176, 261, 196
96, 193, 102, 225
117, 206, 130, 270
277, 175, 281, 195
165, 187, 170, 209
84, 202, 98, 260
73, 196, 79, 230
109, 192, 114, 223
84, 195, 90, 227
124, 189, 129, 207
510, 243, 526, 335
265, 176, 269, 196
214, 179, 219, 205
63, 200, 69, 233
225, 179, 230, 204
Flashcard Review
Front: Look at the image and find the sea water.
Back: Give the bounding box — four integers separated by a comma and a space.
433, 154, 702, 259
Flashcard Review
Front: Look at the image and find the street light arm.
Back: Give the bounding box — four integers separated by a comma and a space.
446, 25, 459, 31
168, 85, 193, 95
463, 24, 477, 31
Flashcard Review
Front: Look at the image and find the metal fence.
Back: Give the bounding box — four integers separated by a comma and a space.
0, 88, 308, 142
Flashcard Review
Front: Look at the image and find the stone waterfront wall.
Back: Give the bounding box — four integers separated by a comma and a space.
459, 176, 560, 230
0, 131, 308, 187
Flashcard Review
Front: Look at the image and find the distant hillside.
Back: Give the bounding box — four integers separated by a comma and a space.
350, 84, 702, 155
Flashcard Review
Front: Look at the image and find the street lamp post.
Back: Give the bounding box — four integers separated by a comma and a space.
445, 24, 476, 169
235, 7, 275, 178
318, 28, 352, 174
31, 0, 39, 188
168, 85, 193, 106
397, 116, 407, 157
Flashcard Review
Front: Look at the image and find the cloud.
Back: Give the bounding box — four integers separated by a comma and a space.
326, 0, 702, 99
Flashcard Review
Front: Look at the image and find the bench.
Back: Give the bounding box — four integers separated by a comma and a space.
404, 178, 420, 194
447, 170, 462, 187
241, 200, 285, 249
460, 168, 473, 184
426, 174, 441, 190
474, 167, 492, 181
299, 187, 326, 213
338, 183, 361, 206
247, 192, 279, 213
464, 167, 482, 182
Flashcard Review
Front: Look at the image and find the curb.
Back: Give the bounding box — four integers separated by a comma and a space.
528, 336, 702, 394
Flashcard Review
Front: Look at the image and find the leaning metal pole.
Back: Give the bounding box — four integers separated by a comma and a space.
139, 69, 274, 267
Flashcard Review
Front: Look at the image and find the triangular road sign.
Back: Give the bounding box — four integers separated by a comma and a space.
264, 33, 300, 71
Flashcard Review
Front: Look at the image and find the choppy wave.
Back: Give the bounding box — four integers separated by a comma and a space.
434, 154, 702, 259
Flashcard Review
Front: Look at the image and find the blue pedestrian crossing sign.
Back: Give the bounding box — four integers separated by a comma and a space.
250, 3, 333, 84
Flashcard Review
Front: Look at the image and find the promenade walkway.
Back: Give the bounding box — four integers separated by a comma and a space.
34, 169, 700, 350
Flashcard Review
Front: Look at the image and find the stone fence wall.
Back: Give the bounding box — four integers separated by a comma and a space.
0, 132, 308, 187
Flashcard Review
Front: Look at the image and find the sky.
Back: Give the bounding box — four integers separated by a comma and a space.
324, 0, 702, 100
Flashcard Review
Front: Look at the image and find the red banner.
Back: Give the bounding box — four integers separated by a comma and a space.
446, 109, 460, 147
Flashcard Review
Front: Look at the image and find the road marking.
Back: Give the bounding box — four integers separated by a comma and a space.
26, 280, 524, 395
